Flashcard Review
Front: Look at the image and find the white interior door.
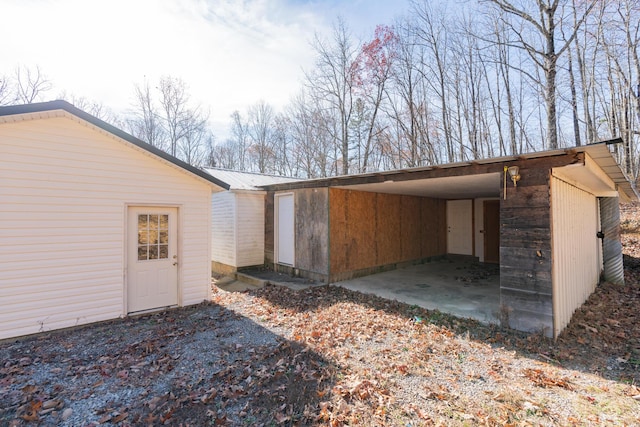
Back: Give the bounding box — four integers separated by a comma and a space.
447, 200, 473, 255
127, 207, 178, 313
276, 194, 295, 266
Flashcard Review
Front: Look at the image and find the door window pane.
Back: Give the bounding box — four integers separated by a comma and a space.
159, 245, 168, 259
137, 213, 170, 261
148, 245, 158, 260
138, 245, 148, 260
149, 215, 159, 230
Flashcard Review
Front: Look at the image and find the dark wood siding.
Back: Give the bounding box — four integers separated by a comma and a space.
295, 188, 329, 276
264, 192, 275, 265
499, 157, 568, 336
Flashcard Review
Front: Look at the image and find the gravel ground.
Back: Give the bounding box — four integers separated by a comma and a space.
2, 281, 640, 426
2, 204, 640, 426
0, 302, 333, 426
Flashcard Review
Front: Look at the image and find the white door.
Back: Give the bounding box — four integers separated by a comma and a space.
127, 207, 178, 313
447, 200, 473, 255
276, 193, 295, 266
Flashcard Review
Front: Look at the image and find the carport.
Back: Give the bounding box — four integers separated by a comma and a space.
335, 259, 500, 324
261, 142, 637, 337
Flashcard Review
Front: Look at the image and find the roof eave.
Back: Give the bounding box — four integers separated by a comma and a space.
261, 141, 638, 202
0, 100, 231, 191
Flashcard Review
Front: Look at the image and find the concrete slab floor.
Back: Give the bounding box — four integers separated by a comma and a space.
333, 259, 501, 325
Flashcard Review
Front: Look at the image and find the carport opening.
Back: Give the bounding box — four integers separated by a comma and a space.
336, 258, 500, 324
332, 172, 502, 324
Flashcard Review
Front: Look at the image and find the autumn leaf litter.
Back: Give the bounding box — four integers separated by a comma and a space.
2, 205, 640, 425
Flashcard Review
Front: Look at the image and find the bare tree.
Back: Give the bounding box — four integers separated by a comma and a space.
306, 18, 358, 175
127, 79, 165, 150
411, 1, 457, 161
178, 114, 210, 166
287, 91, 336, 178
352, 25, 398, 172
484, 0, 596, 149
271, 114, 296, 177
229, 110, 249, 171
209, 139, 239, 170
201, 134, 218, 168
0, 74, 13, 105
158, 76, 191, 157
385, 18, 439, 167
14, 65, 52, 104
247, 100, 276, 173
126, 75, 210, 165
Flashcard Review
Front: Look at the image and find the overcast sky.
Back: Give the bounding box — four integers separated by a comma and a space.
1, 0, 411, 140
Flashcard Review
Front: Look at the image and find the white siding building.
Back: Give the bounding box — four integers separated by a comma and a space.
0, 101, 229, 340
204, 168, 298, 273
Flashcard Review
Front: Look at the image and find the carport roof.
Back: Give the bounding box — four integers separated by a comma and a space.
261, 141, 638, 202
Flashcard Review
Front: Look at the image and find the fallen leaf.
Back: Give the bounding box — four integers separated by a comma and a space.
112, 412, 128, 423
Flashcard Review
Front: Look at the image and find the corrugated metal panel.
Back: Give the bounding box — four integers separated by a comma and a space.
0, 116, 212, 339
204, 168, 299, 191
235, 193, 266, 267
600, 197, 624, 284
551, 176, 601, 337
211, 192, 237, 267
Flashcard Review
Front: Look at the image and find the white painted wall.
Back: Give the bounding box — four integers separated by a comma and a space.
551, 175, 602, 337
276, 193, 295, 265
446, 199, 473, 255
0, 115, 213, 340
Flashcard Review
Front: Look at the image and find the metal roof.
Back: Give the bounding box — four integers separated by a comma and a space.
574, 142, 638, 202
0, 101, 231, 190
203, 168, 299, 191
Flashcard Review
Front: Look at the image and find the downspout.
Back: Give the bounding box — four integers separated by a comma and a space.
599, 197, 624, 285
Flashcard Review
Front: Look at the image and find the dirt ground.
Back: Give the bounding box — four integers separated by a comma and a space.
2, 204, 640, 426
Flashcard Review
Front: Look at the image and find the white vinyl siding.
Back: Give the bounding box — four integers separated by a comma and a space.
0, 116, 213, 340
551, 175, 602, 337
211, 191, 265, 269
235, 193, 265, 267
211, 192, 237, 267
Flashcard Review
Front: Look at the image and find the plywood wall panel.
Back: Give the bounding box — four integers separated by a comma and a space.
401, 196, 422, 260
376, 193, 402, 265
421, 198, 447, 257
329, 188, 447, 276
329, 188, 349, 274
345, 190, 377, 271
